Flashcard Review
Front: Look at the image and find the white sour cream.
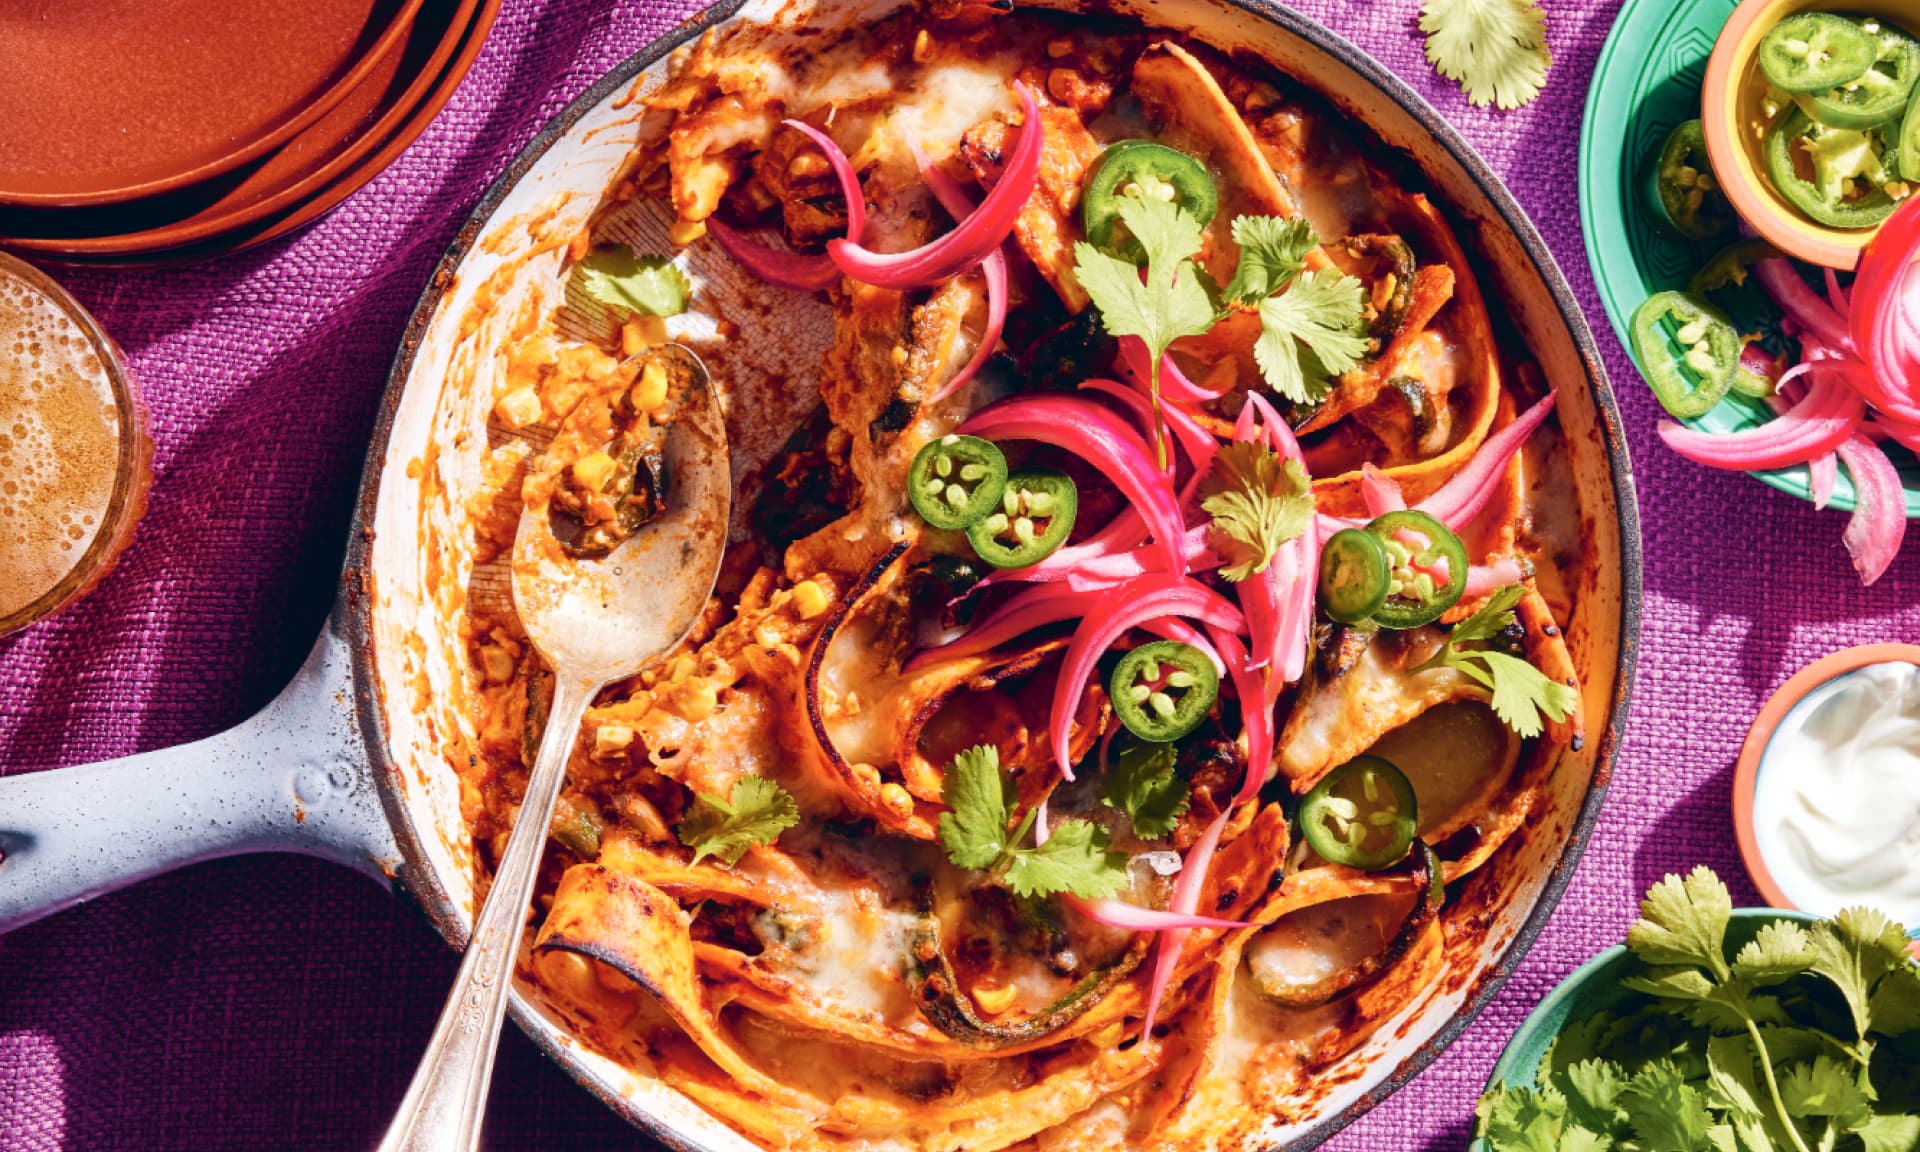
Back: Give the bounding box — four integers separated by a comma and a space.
1750, 661, 1920, 922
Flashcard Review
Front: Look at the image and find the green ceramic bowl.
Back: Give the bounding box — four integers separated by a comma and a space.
1578, 0, 1920, 517
1470, 907, 1818, 1151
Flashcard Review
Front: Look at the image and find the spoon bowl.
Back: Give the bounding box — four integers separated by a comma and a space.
376, 343, 729, 1152
512, 343, 732, 678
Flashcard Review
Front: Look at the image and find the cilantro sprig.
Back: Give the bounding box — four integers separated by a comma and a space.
1476, 868, 1920, 1152
1072, 196, 1219, 466
1419, 0, 1553, 111
1100, 740, 1190, 841
1072, 201, 1366, 462
677, 776, 800, 865
1198, 441, 1315, 582
1414, 583, 1576, 738
938, 745, 1129, 900
573, 244, 692, 319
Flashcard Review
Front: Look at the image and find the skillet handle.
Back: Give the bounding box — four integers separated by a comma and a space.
0, 614, 400, 935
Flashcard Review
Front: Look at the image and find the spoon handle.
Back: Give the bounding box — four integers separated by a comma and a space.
375, 673, 599, 1152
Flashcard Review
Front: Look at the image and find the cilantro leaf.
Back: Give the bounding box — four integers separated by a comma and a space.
1620, 1060, 1715, 1152
1414, 583, 1576, 738
1072, 197, 1218, 364
677, 776, 799, 865
574, 245, 692, 318
938, 745, 1016, 869
1868, 964, 1920, 1037
1856, 1113, 1920, 1152
1779, 1055, 1872, 1127
1223, 215, 1317, 306
1563, 1059, 1628, 1136
1252, 267, 1369, 404
1732, 920, 1816, 983
938, 744, 1129, 900
1101, 740, 1190, 840
1419, 0, 1553, 111
1452, 582, 1525, 645
1476, 1084, 1571, 1152
1003, 819, 1130, 901
1477, 651, 1579, 739
1808, 908, 1913, 1041
1199, 441, 1315, 581
1627, 867, 1734, 976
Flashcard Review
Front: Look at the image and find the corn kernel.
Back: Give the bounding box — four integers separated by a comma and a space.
1092, 1021, 1127, 1048
880, 782, 913, 813
668, 218, 708, 247
791, 579, 831, 619
494, 386, 543, 430
913, 29, 933, 63
572, 450, 619, 492
971, 982, 1018, 1015
478, 645, 516, 684
754, 624, 783, 649
666, 653, 697, 683
678, 678, 718, 722
631, 360, 670, 413
852, 762, 883, 790
594, 725, 635, 757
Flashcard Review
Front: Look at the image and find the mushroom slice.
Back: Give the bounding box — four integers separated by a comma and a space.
801, 544, 1105, 837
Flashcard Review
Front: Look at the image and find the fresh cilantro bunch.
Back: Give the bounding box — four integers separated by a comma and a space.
1071, 200, 1367, 461
1199, 440, 1315, 582
1414, 583, 1576, 739
573, 244, 692, 318
1476, 867, 1920, 1152
939, 745, 1130, 899
1100, 739, 1190, 840
677, 776, 800, 865
1419, 0, 1552, 111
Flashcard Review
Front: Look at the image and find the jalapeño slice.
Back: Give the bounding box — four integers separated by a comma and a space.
1363, 511, 1467, 630
1109, 640, 1219, 742
1801, 23, 1920, 129
909, 434, 1008, 530
1760, 12, 1878, 94
1764, 106, 1900, 229
1319, 528, 1391, 625
1647, 120, 1734, 239
1901, 82, 1920, 181
965, 468, 1078, 568
1083, 140, 1219, 255
1630, 291, 1740, 419
1299, 755, 1418, 872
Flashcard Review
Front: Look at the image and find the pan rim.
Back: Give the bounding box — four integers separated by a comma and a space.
338, 2, 1644, 1148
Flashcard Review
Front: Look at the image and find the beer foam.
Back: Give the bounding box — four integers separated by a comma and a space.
0, 274, 120, 620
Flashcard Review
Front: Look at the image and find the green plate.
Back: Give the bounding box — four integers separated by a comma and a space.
1468, 909, 1816, 1151
1578, 0, 1920, 517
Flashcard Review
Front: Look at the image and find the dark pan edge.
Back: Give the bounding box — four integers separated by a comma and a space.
338, 1, 1644, 1148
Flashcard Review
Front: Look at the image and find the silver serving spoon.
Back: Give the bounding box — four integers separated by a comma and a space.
376, 344, 729, 1152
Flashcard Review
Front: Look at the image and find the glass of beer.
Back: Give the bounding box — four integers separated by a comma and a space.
0, 251, 151, 638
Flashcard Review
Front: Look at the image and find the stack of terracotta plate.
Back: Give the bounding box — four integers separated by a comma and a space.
0, 0, 500, 266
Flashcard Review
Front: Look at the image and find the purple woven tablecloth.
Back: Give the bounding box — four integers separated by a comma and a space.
2, 0, 1916, 1148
